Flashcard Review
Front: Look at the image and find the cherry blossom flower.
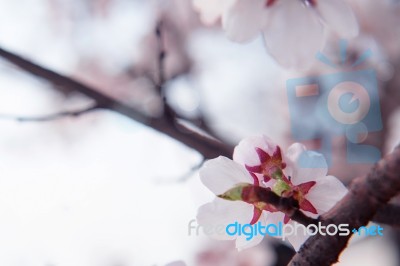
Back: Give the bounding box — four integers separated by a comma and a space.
192, 0, 359, 68
197, 156, 270, 250
197, 135, 348, 250
234, 136, 348, 249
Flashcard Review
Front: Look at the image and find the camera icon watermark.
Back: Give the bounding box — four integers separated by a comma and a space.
287, 41, 382, 166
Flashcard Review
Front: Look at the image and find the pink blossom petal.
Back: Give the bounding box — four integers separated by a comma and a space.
263, 0, 324, 69
316, 0, 359, 38
263, 175, 271, 182
222, 0, 270, 42
297, 181, 316, 194
250, 207, 263, 225
256, 147, 271, 163
197, 198, 253, 240
245, 164, 263, 174
250, 172, 260, 186
283, 214, 290, 224
305, 175, 348, 214
233, 135, 277, 167
193, 0, 236, 25
200, 156, 252, 195
284, 143, 328, 185
300, 198, 318, 214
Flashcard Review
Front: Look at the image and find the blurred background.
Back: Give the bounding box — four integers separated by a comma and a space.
0, 0, 399, 265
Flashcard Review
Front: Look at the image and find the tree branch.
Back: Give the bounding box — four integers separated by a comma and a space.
0, 46, 233, 159
250, 186, 319, 226
373, 203, 400, 226
290, 145, 400, 266
0, 104, 100, 122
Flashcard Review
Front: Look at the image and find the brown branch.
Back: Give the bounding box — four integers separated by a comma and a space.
373, 203, 400, 226
0, 104, 100, 122
0, 46, 233, 159
290, 145, 400, 266
250, 186, 319, 226
153, 22, 220, 139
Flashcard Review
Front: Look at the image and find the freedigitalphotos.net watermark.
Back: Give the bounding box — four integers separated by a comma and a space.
188, 219, 383, 241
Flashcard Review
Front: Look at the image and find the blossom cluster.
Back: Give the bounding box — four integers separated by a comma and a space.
197, 135, 347, 250
193, 0, 359, 68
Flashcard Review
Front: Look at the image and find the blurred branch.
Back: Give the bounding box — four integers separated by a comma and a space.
373, 203, 400, 226
0, 104, 99, 122
290, 145, 400, 266
154, 22, 219, 139
0, 46, 233, 159
155, 21, 166, 96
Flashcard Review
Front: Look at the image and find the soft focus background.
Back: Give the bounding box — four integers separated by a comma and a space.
0, 0, 399, 265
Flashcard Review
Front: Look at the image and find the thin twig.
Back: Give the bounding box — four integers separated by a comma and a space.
0, 46, 233, 159
0, 104, 100, 122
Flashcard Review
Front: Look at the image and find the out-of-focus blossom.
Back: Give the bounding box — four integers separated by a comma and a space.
193, 0, 359, 68
197, 135, 348, 250
165, 260, 187, 266
196, 241, 276, 266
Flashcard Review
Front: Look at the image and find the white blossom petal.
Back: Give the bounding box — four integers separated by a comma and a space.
235, 212, 268, 250
305, 175, 348, 214
317, 0, 359, 38
222, 0, 269, 42
286, 227, 310, 251
265, 211, 285, 226
233, 135, 277, 166
200, 156, 253, 195
193, 0, 236, 25
165, 261, 186, 266
284, 143, 328, 185
263, 0, 323, 69
265, 213, 309, 251
196, 197, 253, 240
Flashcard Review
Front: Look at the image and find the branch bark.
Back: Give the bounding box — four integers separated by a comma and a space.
290, 145, 400, 266
247, 186, 319, 226
0, 46, 233, 159
373, 203, 400, 226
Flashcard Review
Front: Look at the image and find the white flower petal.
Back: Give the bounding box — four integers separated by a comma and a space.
284, 143, 328, 185
233, 135, 277, 167
193, 0, 236, 25
317, 0, 359, 38
265, 211, 285, 226
222, 0, 269, 42
200, 156, 253, 195
235, 212, 268, 250
165, 261, 186, 266
263, 0, 324, 69
306, 175, 348, 214
286, 226, 310, 251
197, 198, 253, 240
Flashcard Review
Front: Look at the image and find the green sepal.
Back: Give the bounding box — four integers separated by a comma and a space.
218, 183, 252, 201
272, 179, 291, 196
